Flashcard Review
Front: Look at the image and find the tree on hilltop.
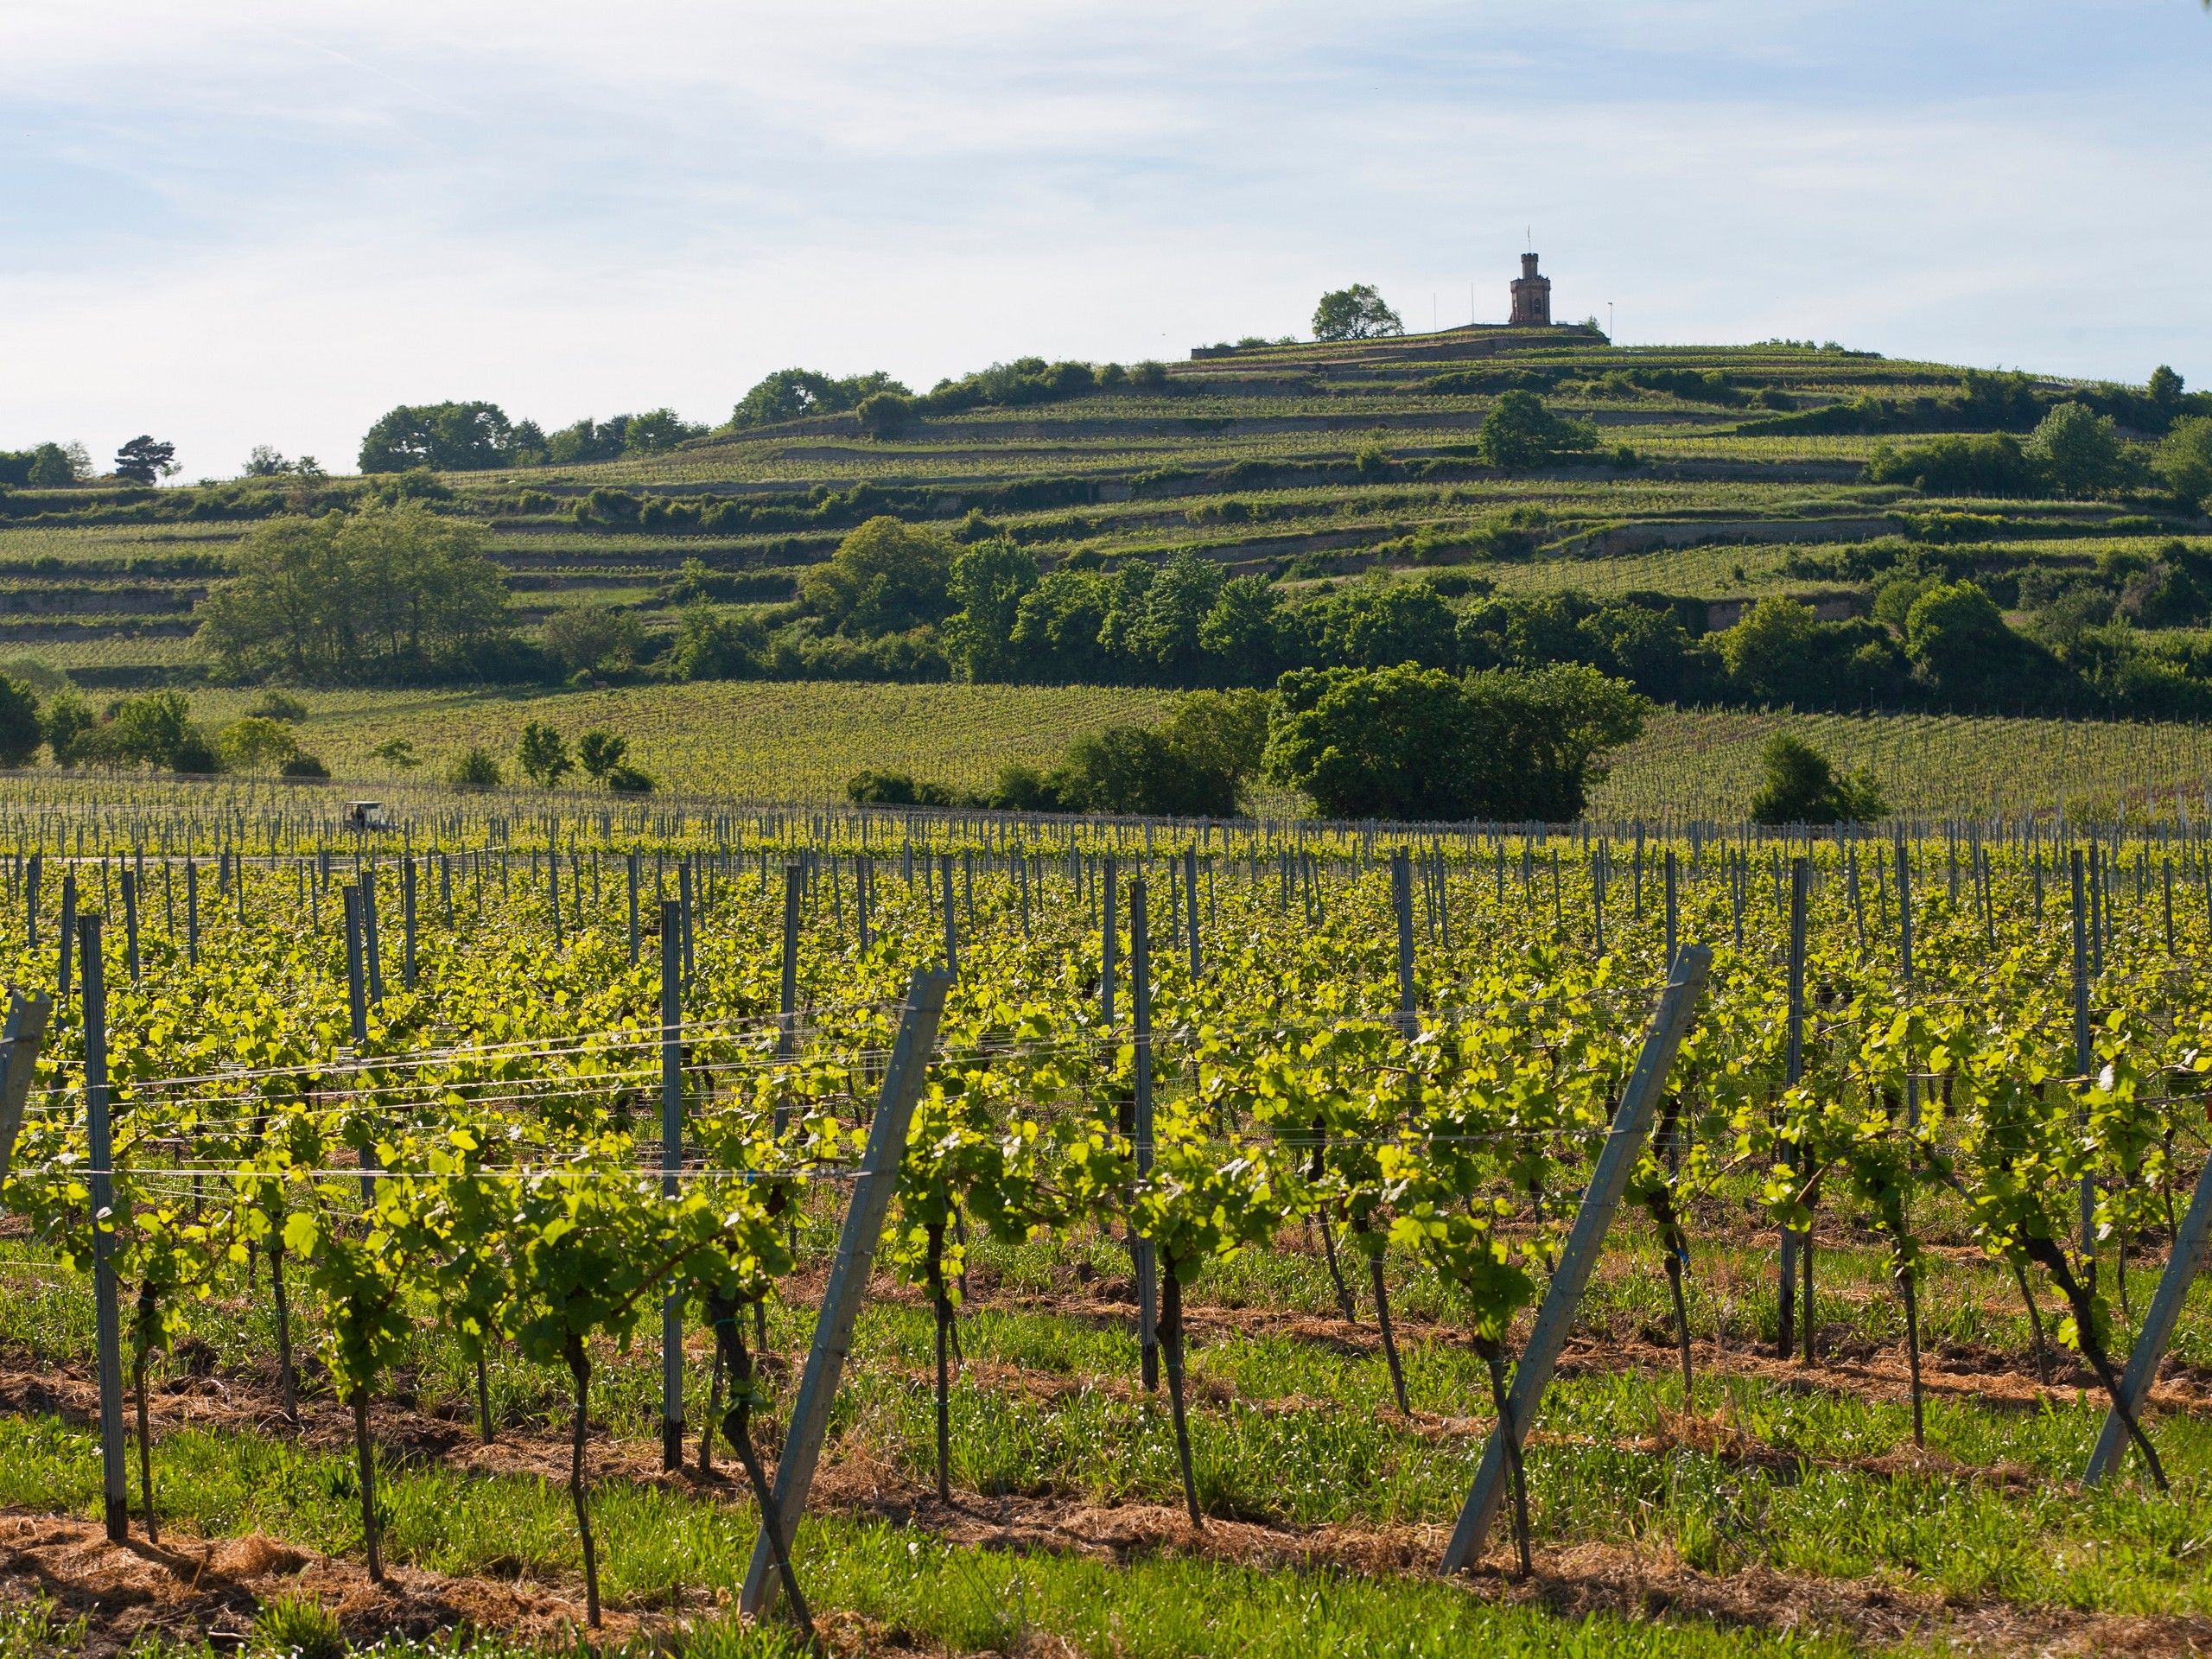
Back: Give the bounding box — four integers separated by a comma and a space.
1313, 285, 1403, 342
114, 435, 177, 484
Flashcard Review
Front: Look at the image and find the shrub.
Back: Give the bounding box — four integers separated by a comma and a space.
517, 721, 574, 786
1264, 661, 1646, 821
0, 676, 40, 770
1866, 432, 2038, 495
605, 762, 657, 794
1475, 391, 1599, 468
2158, 416, 2212, 509
1749, 733, 1885, 824
447, 746, 502, 789
577, 729, 628, 780
216, 716, 300, 772
2025, 402, 2131, 498
246, 690, 308, 723
856, 391, 915, 437
280, 753, 331, 779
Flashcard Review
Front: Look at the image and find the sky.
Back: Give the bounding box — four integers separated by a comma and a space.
2, 0, 2208, 481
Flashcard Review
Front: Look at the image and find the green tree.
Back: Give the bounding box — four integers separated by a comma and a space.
1198, 575, 1281, 684
855, 391, 915, 437
0, 676, 41, 769
1905, 580, 2018, 696
1749, 733, 1885, 825
26, 442, 77, 486
605, 762, 656, 793
2156, 416, 2212, 509
576, 729, 627, 780
100, 690, 197, 769
1160, 689, 1272, 792
517, 721, 574, 786
1312, 284, 1403, 342
940, 539, 1039, 681
1475, 390, 1599, 468
113, 435, 177, 484
800, 516, 957, 637
727, 368, 907, 429
543, 605, 646, 676
1718, 597, 1820, 704
2026, 403, 2129, 498
621, 409, 707, 454
217, 715, 300, 772
41, 691, 95, 766
447, 746, 502, 789
248, 689, 308, 722
1264, 661, 1645, 820
1054, 726, 1235, 817
1125, 550, 1226, 681
358, 402, 516, 473
194, 505, 512, 683
370, 736, 420, 769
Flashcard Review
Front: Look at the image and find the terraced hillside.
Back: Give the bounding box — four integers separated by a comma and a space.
2, 326, 2199, 685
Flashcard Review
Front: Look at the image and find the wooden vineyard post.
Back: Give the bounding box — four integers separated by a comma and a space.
940, 852, 957, 972
1664, 850, 1678, 969
1788, 859, 1812, 1363
402, 858, 417, 988
1392, 849, 1416, 1039
2085, 1148, 2212, 1484
82, 916, 130, 1543
1440, 944, 1711, 1578
185, 859, 196, 967
739, 967, 954, 1620
362, 868, 384, 1005
342, 887, 377, 1204
2073, 850, 2095, 1255
0, 992, 54, 1185
626, 851, 639, 966
1185, 845, 1201, 981
778, 862, 802, 1134
660, 900, 685, 1471
120, 871, 139, 982
1101, 855, 1118, 1027
1131, 874, 1158, 1393
59, 873, 75, 1001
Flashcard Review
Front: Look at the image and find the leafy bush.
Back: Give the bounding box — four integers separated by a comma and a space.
1475, 391, 1599, 468
856, 391, 915, 436
728, 369, 908, 429
1749, 733, 1885, 825
1866, 433, 2039, 495
247, 690, 308, 722
447, 746, 502, 789
280, 753, 331, 779
2157, 416, 2212, 509
605, 762, 656, 794
1264, 661, 1646, 821
217, 716, 300, 772
517, 721, 574, 786
0, 675, 39, 769
800, 517, 957, 637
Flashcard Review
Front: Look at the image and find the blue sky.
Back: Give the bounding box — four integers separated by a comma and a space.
3, 0, 2208, 480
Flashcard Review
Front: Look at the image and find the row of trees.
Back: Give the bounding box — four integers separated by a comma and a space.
0, 682, 332, 778
1867, 399, 2212, 509
662, 516, 2207, 718
357, 404, 709, 474
851, 662, 1647, 822
0, 436, 176, 488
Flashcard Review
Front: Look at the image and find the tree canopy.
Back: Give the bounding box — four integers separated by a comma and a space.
1263, 661, 1647, 821
1312, 285, 1404, 342
800, 517, 957, 637
1748, 733, 1886, 825
359, 403, 516, 473
194, 505, 512, 683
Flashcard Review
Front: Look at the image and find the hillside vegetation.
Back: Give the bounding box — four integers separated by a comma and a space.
3, 321, 2211, 808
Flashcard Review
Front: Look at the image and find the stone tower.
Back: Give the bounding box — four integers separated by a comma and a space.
1509, 252, 1552, 327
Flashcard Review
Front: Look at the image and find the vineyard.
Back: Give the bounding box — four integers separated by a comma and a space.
0, 788, 2210, 1656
